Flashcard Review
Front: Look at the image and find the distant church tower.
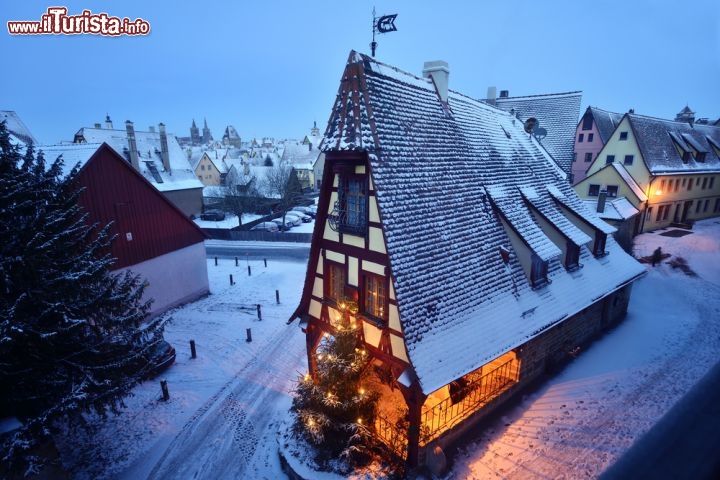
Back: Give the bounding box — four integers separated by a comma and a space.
190, 119, 201, 145
202, 118, 213, 144
311, 120, 320, 137
675, 105, 695, 125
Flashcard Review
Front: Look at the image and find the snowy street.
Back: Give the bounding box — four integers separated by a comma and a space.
57, 219, 720, 479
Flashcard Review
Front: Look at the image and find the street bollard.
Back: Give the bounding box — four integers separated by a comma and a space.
190, 339, 196, 359
264, 258, 267, 267
214, 257, 218, 266
246, 328, 252, 343
160, 380, 170, 401
276, 289, 280, 304
257, 304, 262, 321
248, 265, 252, 276
230, 274, 234, 285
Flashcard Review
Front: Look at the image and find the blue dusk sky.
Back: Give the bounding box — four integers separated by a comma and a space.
2, 0, 719, 145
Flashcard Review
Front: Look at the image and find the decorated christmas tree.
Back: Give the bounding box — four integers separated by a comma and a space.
291, 321, 380, 468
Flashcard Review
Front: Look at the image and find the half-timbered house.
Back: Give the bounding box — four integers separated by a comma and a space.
289, 52, 645, 467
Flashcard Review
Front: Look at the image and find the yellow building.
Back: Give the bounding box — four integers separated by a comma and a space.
575, 111, 720, 233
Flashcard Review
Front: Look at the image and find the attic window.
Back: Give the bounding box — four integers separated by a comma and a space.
565, 241, 580, 271
588, 184, 600, 197
619, 131, 628, 141
530, 253, 548, 289
592, 232, 607, 257
331, 173, 368, 235
581, 112, 593, 131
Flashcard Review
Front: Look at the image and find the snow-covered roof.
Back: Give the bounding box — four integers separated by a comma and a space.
281, 141, 321, 168
627, 113, 720, 174
494, 91, 582, 175
1, 110, 37, 146
583, 197, 639, 221
609, 162, 648, 202
37, 142, 104, 178
588, 107, 624, 144
73, 125, 203, 192
320, 51, 644, 394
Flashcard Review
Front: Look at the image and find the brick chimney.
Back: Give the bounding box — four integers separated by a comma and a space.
423, 60, 450, 103
158, 123, 171, 173
125, 120, 140, 170
597, 189, 608, 213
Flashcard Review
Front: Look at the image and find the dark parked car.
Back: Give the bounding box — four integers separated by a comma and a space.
200, 210, 225, 221
144, 340, 176, 378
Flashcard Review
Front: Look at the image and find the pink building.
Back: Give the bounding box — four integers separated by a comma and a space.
572, 107, 623, 184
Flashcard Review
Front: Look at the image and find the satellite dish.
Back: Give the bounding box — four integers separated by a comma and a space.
523, 117, 537, 133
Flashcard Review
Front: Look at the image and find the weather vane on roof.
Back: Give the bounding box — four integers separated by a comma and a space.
371, 7, 397, 57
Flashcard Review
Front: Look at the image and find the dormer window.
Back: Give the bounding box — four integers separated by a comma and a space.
593, 232, 607, 257
565, 241, 580, 271
530, 253, 548, 289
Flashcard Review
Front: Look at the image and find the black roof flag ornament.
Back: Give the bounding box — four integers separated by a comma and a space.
371, 7, 398, 57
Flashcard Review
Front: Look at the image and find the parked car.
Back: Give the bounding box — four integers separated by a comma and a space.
270, 217, 294, 231
251, 221, 279, 232
200, 210, 225, 221
143, 340, 176, 379
287, 210, 312, 223
291, 206, 315, 218
281, 213, 303, 226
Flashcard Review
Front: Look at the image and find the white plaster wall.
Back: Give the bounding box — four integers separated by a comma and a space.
113, 242, 209, 318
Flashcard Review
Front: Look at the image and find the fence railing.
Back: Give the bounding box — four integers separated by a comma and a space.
374, 414, 408, 460
420, 357, 519, 444
201, 228, 313, 243
371, 357, 519, 459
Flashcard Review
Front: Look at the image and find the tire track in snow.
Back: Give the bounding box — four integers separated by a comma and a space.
146, 324, 305, 479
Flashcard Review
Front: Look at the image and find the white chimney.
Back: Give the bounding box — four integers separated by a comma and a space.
423, 60, 450, 103
486, 86, 497, 106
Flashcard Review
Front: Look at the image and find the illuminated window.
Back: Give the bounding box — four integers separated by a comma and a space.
364, 274, 386, 320
326, 262, 346, 304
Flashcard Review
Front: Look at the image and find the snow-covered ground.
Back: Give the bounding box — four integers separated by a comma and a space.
57, 218, 720, 479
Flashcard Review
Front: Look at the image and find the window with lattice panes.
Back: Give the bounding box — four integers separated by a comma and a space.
338, 175, 368, 234
363, 274, 386, 320
326, 262, 346, 304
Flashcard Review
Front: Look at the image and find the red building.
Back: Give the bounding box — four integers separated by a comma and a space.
40, 142, 209, 318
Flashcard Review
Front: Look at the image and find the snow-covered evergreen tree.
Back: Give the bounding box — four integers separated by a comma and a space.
0, 121, 163, 474
291, 321, 380, 470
